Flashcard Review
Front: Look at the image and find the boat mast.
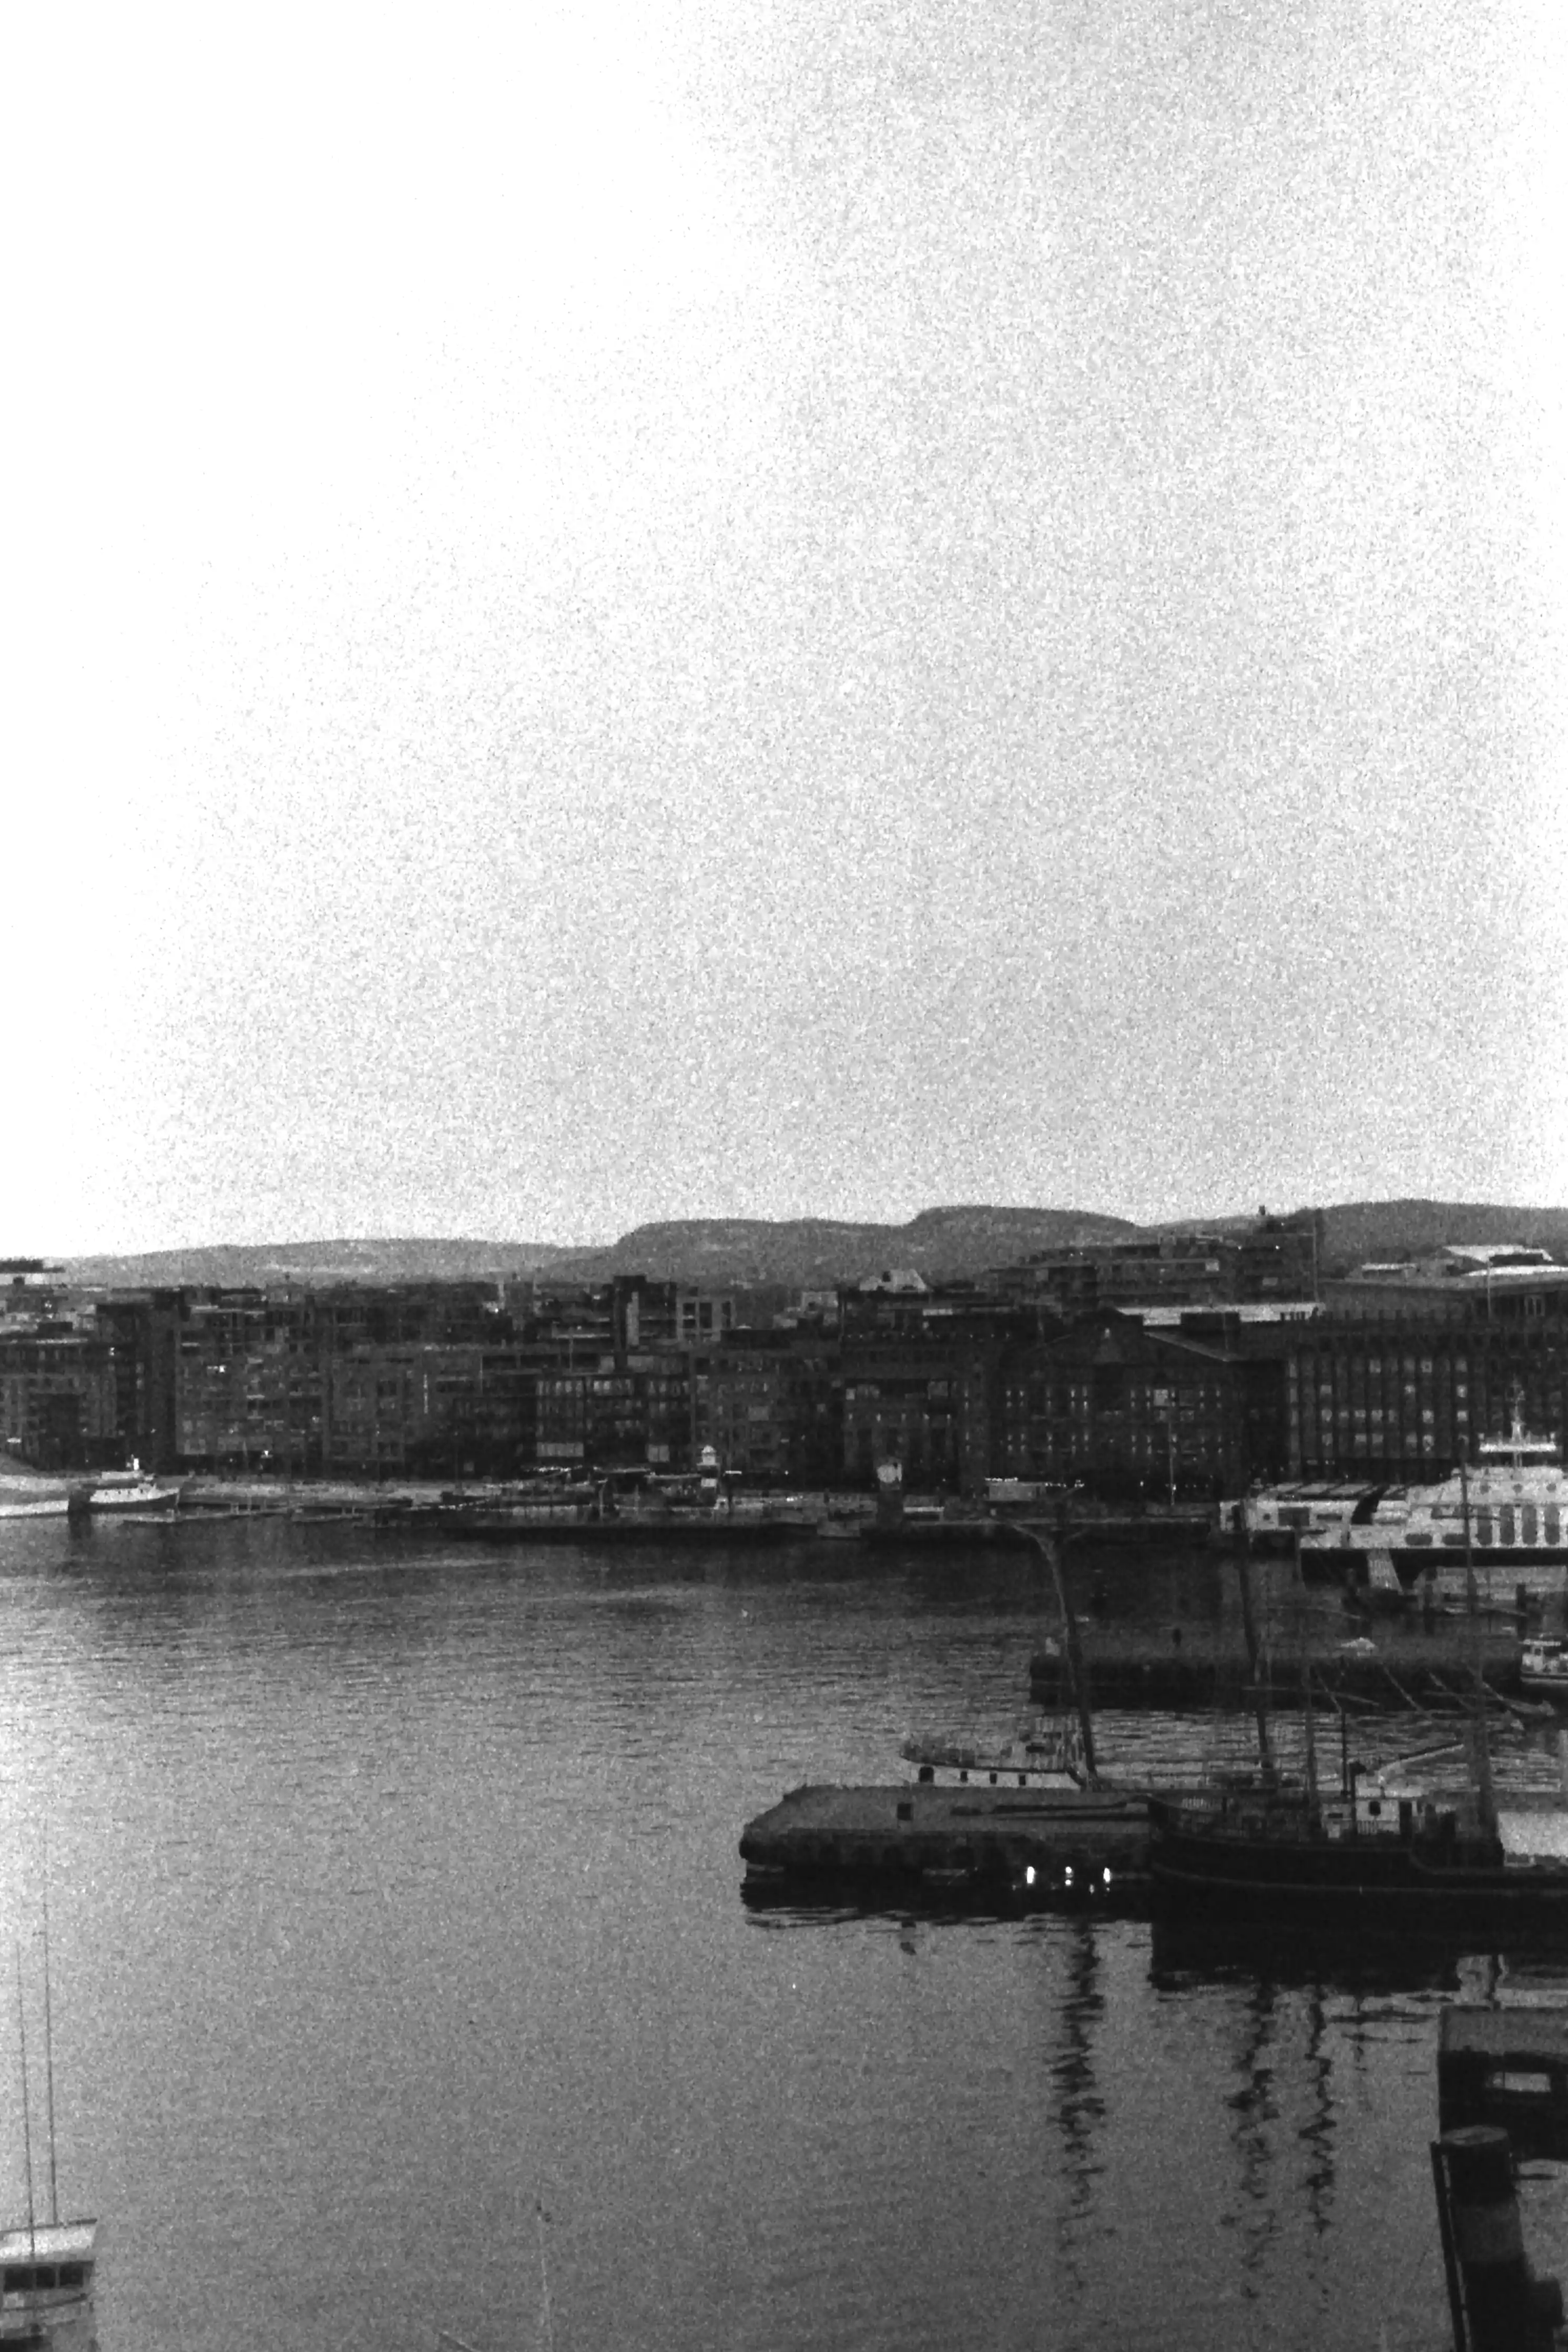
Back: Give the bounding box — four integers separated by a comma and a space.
1458, 1451, 1498, 1834
536, 2197, 556, 2352
15, 1948, 35, 2258
1232, 1506, 1276, 1784
1015, 1517, 1097, 1781
41, 1848, 58, 2226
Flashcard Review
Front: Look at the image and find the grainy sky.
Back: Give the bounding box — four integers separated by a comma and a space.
7, 0, 1567, 1253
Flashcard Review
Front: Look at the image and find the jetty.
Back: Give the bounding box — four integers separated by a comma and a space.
448, 1509, 809, 1545
739, 1778, 1152, 1903
1029, 1624, 1526, 1711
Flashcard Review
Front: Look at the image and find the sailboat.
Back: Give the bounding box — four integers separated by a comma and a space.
1147, 1523, 1568, 1921
2, 1899, 99, 2350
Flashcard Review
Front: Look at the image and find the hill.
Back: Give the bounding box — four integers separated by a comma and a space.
1314, 1199, 1568, 1277
56, 1199, 1568, 1292
62, 1238, 580, 1290
545, 1206, 1140, 1288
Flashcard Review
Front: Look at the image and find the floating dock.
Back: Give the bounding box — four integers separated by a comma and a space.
738, 1779, 1152, 1903
1030, 1626, 1526, 1710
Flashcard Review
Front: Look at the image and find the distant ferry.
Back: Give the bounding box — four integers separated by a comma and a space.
1286, 1407, 1568, 1583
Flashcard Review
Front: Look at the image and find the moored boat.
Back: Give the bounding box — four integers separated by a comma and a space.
1520, 1638, 1568, 1704
901, 1714, 1086, 1792
1148, 1778, 1568, 1920
0, 2220, 99, 2349
73, 1462, 181, 1514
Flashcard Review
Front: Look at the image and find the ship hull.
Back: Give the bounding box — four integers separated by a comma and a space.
1150, 1817, 1568, 1920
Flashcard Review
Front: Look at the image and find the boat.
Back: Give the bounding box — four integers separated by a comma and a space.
0, 2221, 99, 2348
1241, 1479, 1387, 1551
1292, 1399, 1568, 1584
2, 1893, 99, 2350
1148, 1777, 1568, 1920
1148, 1517, 1568, 1917
73, 1462, 181, 1515
901, 1713, 1087, 1792
1520, 1638, 1568, 1703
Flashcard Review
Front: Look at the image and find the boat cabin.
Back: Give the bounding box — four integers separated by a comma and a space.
0, 2219, 97, 2344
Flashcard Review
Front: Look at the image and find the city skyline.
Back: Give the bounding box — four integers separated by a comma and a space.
8, 1, 1567, 1257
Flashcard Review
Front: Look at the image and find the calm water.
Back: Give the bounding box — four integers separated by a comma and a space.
0, 1514, 1563, 2352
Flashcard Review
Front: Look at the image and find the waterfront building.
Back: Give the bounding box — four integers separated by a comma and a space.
325, 1342, 541, 1477
986, 1213, 1319, 1316
989, 1312, 1250, 1500
1282, 1306, 1568, 1480
0, 1329, 119, 1468
692, 1337, 839, 1486
170, 1288, 324, 1473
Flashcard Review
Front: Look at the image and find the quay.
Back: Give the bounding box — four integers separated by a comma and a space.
1030, 1624, 1526, 1710
738, 1779, 1152, 1902
448, 1509, 809, 1545
860, 1506, 1216, 1552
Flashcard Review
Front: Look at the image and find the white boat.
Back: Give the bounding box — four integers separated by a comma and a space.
1520, 1639, 1568, 1703
1242, 1480, 1387, 1549
902, 1714, 1086, 1791
75, 1462, 180, 1514
1295, 1401, 1568, 1584
0, 2219, 99, 2348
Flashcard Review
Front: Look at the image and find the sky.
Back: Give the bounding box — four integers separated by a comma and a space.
6, 0, 1568, 1253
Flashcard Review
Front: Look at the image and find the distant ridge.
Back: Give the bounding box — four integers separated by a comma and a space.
1314, 1199, 1568, 1276
544, 1206, 1140, 1287
62, 1237, 581, 1290
54, 1199, 1568, 1292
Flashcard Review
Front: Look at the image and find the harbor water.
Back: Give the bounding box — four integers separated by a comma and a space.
1, 1514, 1565, 2352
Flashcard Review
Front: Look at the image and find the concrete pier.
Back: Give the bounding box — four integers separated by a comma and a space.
739, 1779, 1151, 1903
1029, 1625, 1525, 1710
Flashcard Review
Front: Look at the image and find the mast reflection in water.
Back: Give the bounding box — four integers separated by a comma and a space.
0, 1518, 1531, 2349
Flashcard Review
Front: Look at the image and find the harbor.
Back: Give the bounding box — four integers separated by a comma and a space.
12, 1453, 1568, 2348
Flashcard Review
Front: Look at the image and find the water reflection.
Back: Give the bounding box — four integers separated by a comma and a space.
1047, 1919, 1105, 2305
